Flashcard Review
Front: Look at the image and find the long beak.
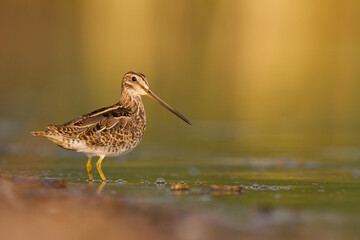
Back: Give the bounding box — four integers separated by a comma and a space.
147, 90, 192, 125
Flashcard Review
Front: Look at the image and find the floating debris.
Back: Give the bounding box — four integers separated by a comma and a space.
170, 183, 190, 196
209, 185, 242, 193
155, 177, 166, 184
236, 184, 287, 191
170, 182, 190, 191
115, 179, 126, 184
270, 186, 281, 191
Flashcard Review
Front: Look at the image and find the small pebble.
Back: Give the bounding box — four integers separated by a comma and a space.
251, 183, 259, 190
194, 181, 202, 185
155, 178, 166, 184
115, 179, 126, 184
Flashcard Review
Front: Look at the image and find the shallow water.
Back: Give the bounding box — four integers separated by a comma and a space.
1, 128, 360, 237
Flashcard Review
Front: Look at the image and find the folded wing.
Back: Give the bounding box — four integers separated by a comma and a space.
47, 104, 133, 138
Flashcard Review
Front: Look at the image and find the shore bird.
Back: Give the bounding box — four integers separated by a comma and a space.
32, 71, 192, 181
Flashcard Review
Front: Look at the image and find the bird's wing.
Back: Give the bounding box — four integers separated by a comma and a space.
47, 104, 133, 137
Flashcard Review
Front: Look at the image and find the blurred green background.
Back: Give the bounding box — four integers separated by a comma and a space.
1, 0, 360, 158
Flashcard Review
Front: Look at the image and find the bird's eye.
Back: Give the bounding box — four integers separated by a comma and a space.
132, 77, 137, 82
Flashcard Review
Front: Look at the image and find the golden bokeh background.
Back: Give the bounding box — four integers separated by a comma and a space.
1, 0, 360, 155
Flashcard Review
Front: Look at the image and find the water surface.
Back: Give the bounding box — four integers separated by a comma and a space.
1, 127, 359, 238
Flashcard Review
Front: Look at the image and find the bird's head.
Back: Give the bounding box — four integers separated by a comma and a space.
121, 71, 192, 125
122, 71, 150, 96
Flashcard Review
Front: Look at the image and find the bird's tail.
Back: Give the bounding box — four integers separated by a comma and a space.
31, 131, 47, 136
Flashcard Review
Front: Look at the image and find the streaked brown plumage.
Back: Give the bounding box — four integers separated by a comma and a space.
32, 71, 191, 181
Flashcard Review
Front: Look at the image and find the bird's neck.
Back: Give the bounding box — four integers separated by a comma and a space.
118, 89, 143, 113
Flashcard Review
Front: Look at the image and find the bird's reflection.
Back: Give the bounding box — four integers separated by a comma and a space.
97, 182, 106, 194
86, 181, 107, 194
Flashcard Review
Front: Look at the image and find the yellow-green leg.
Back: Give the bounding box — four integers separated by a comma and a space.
96, 156, 106, 182
86, 157, 93, 181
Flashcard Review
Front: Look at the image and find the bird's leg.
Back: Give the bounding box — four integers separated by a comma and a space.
86, 156, 93, 181
96, 156, 106, 182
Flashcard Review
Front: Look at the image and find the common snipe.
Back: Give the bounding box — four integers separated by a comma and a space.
32, 71, 191, 181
